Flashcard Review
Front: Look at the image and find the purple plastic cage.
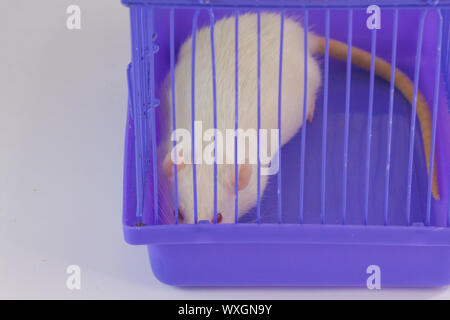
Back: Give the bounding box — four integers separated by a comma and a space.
121, 0, 450, 286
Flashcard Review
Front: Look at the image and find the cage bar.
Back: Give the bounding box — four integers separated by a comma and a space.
169, 8, 179, 224
426, 9, 444, 226
406, 10, 426, 226
383, 9, 399, 226
209, 8, 219, 224
277, 10, 285, 224
130, 7, 146, 223
191, 9, 199, 224
147, 8, 159, 225
342, 8, 353, 225
141, 9, 150, 185
320, 9, 330, 225
299, 9, 309, 224
256, 9, 262, 224
234, 10, 239, 224
363, 28, 377, 225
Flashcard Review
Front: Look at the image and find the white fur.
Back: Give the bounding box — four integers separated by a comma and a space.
160, 13, 322, 223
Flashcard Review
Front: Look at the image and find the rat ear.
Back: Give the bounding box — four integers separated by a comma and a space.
162, 150, 187, 178
230, 163, 252, 191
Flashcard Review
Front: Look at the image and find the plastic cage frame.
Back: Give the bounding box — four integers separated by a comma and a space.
122, 0, 450, 286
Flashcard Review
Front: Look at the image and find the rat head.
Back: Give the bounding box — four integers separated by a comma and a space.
162, 150, 252, 224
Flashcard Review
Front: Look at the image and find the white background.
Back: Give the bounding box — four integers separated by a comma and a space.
0, 0, 449, 299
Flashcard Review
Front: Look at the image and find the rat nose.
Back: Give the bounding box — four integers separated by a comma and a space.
174, 209, 184, 222
211, 213, 223, 224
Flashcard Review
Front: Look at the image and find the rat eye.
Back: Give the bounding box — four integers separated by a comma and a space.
211, 212, 223, 224
174, 209, 184, 222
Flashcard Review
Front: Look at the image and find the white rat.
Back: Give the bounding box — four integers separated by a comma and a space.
159, 12, 439, 224
160, 12, 321, 224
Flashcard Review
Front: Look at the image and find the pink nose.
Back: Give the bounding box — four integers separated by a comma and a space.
211, 213, 223, 224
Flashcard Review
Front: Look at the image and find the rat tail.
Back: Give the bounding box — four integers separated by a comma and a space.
313, 36, 440, 200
